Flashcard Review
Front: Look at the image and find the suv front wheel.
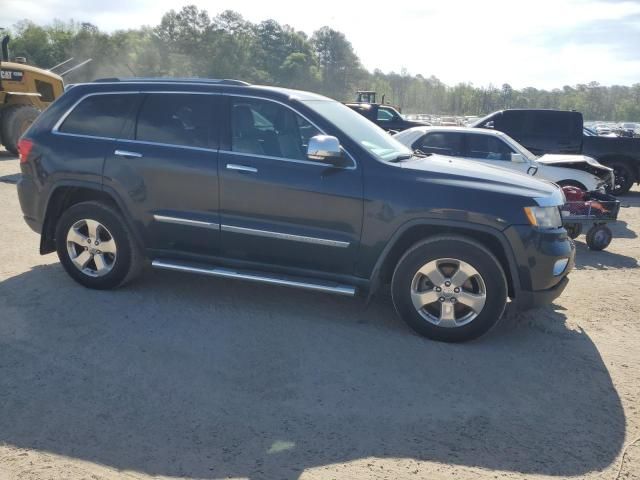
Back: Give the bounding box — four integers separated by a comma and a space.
392, 236, 507, 342
55, 201, 143, 289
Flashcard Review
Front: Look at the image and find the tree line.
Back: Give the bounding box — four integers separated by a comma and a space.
6, 5, 640, 121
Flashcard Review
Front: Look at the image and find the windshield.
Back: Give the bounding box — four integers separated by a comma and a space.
301, 100, 411, 162
469, 111, 498, 128
498, 132, 538, 162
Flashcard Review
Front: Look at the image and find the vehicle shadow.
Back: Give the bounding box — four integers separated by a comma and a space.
609, 220, 637, 239
573, 241, 639, 270
0, 264, 626, 479
0, 150, 16, 161
0, 173, 20, 184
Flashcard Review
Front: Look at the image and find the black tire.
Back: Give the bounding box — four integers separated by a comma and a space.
607, 161, 635, 196
557, 180, 587, 190
1, 105, 40, 155
585, 225, 612, 251
565, 223, 583, 239
391, 235, 507, 343
55, 201, 143, 289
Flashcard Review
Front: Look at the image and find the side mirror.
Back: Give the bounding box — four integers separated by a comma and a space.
307, 135, 343, 164
511, 153, 526, 163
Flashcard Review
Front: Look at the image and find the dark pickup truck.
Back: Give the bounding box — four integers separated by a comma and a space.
345, 102, 430, 133
472, 109, 640, 194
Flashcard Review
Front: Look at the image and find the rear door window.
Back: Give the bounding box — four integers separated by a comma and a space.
136, 93, 214, 149
416, 132, 464, 156
59, 93, 137, 138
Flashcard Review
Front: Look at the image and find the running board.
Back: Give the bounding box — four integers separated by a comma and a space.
151, 259, 357, 296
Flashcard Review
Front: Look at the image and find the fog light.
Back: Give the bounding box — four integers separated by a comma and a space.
553, 258, 569, 276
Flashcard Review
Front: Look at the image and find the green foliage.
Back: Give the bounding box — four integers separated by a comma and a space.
6, 6, 640, 121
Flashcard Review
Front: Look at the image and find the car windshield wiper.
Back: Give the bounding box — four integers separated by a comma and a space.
389, 153, 413, 163
389, 150, 432, 163
413, 148, 432, 158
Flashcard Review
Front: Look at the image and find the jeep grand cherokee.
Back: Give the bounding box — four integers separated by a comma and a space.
16, 78, 574, 342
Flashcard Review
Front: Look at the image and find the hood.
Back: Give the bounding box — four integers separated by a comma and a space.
400, 154, 563, 205
537, 154, 611, 171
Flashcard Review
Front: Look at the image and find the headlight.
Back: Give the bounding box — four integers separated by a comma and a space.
524, 206, 562, 228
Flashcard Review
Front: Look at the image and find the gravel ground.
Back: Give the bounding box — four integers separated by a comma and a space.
0, 149, 639, 480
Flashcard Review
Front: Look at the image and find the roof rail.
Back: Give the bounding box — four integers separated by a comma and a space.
92, 77, 250, 86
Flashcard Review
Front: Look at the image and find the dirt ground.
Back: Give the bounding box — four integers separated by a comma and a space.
0, 148, 639, 480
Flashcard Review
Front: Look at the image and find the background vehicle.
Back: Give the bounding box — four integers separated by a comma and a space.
0, 35, 64, 154
17, 78, 573, 343
345, 102, 431, 132
394, 126, 613, 192
345, 90, 430, 132
472, 109, 640, 194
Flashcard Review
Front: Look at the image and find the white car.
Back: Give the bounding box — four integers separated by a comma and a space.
393, 126, 614, 191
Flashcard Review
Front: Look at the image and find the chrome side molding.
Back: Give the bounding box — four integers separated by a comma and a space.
151, 259, 356, 296
221, 224, 350, 248
153, 214, 219, 230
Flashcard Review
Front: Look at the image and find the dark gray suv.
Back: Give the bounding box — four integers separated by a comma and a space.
17, 78, 574, 342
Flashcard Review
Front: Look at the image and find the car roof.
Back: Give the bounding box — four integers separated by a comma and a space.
72, 78, 332, 102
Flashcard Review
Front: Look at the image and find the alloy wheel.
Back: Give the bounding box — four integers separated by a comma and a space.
410, 258, 487, 328
66, 219, 117, 277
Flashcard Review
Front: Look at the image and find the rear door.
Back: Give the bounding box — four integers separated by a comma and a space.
217, 95, 363, 275
103, 92, 222, 257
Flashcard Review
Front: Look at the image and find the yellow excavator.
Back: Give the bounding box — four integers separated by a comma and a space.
0, 35, 75, 154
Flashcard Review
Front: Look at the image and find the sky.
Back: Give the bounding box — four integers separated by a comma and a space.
3, 0, 640, 89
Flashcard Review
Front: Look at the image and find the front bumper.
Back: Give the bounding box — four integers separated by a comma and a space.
515, 274, 570, 310
504, 225, 576, 310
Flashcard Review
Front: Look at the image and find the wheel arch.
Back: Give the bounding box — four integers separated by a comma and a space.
368, 220, 520, 300
599, 155, 639, 183
40, 181, 142, 255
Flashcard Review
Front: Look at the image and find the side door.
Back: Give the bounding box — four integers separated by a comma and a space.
376, 106, 404, 131
217, 95, 363, 275
412, 131, 464, 157
103, 92, 222, 257
461, 133, 524, 173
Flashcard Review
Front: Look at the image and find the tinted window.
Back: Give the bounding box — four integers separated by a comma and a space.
499, 110, 582, 140
377, 107, 400, 122
136, 94, 212, 148
231, 98, 320, 160
417, 132, 464, 156
59, 94, 135, 138
531, 111, 572, 137
466, 134, 514, 161
377, 109, 394, 121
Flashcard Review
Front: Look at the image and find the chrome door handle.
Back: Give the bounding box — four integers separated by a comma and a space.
114, 149, 143, 158
226, 164, 257, 173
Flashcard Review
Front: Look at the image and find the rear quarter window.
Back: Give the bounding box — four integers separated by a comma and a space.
58, 93, 137, 138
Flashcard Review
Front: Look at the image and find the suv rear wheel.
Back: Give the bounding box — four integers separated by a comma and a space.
392, 236, 507, 342
55, 201, 143, 289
